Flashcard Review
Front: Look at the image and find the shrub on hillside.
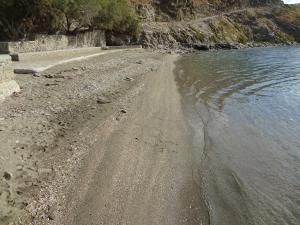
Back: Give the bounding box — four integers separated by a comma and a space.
273, 5, 300, 42
94, 0, 140, 36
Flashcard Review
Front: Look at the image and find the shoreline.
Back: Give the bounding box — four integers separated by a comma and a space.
1, 49, 209, 225
172, 46, 300, 225
2, 45, 298, 224
160, 42, 300, 54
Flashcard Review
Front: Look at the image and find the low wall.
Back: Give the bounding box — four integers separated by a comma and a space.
0, 30, 106, 54
0, 55, 14, 82
0, 55, 20, 100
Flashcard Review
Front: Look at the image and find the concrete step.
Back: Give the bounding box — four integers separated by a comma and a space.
13, 47, 139, 74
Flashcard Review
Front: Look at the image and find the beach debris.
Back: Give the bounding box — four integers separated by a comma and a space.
121, 109, 127, 114
136, 60, 143, 64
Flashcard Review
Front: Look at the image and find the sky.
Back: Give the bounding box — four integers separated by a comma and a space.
284, 0, 300, 3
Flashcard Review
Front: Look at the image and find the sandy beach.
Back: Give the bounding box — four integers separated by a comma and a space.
0, 49, 208, 225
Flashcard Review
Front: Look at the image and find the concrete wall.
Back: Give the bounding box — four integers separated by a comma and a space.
0, 55, 20, 100
0, 55, 14, 82
0, 30, 106, 54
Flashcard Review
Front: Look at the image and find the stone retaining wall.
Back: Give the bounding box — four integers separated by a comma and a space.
0, 30, 106, 54
0, 55, 20, 100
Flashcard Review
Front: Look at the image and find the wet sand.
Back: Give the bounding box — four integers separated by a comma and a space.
58, 55, 209, 225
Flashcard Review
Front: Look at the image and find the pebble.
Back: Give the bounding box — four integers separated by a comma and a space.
47, 206, 55, 220
124, 77, 134, 81
3, 171, 12, 180
97, 97, 111, 104
121, 109, 127, 114
45, 83, 59, 87
44, 74, 54, 79
16, 165, 23, 171
38, 168, 53, 175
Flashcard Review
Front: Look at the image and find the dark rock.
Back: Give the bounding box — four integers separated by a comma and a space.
193, 43, 210, 51
45, 83, 59, 87
124, 77, 134, 81
3, 171, 12, 180
121, 109, 127, 114
45, 74, 65, 79
215, 43, 239, 50
44, 74, 54, 79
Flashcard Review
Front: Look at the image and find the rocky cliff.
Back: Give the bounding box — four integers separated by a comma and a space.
131, 0, 283, 21
119, 0, 299, 50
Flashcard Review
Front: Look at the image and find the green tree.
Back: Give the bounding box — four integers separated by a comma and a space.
0, 0, 140, 41
0, 0, 35, 40
54, 0, 100, 33
95, 0, 140, 36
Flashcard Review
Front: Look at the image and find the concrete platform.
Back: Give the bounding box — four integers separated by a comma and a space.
0, 55, 20, 100
13, 47, 138, 74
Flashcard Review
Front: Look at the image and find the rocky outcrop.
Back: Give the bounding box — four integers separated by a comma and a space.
130, 0, 283, 21
136, 6, 298, 50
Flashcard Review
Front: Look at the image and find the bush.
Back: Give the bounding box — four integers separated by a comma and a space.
273, 5, 300, 42
94, 0, 140, 36
0, 0, 140, 41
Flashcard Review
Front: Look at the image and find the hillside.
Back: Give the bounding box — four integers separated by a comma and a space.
130, 0, 283, 20
119, 1, 300, 49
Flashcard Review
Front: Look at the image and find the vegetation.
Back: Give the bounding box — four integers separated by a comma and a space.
273, 5, 300, 42
0, 0, 140, 41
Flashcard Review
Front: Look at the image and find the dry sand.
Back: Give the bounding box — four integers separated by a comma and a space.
0, 49, 208, 225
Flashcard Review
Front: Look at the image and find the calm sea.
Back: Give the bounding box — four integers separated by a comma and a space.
175, 46, 300, 225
